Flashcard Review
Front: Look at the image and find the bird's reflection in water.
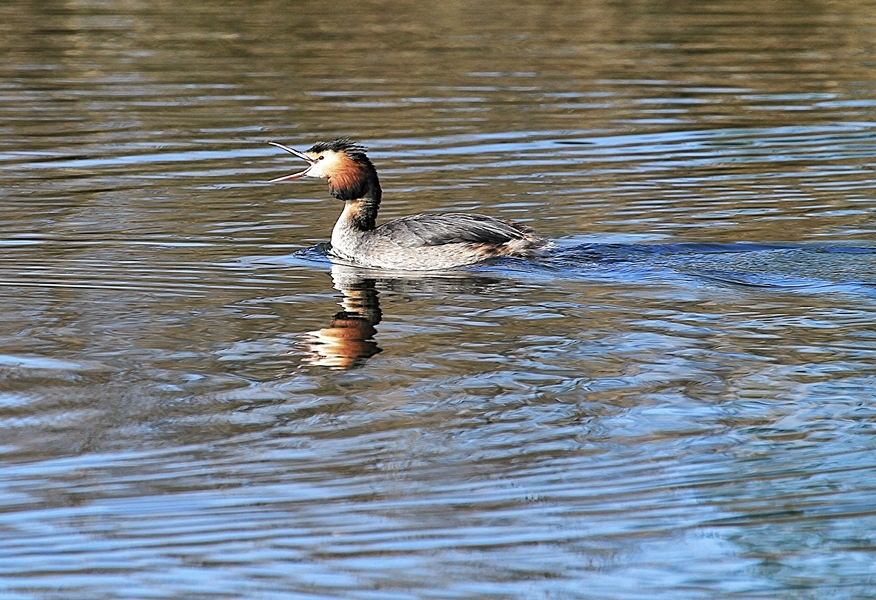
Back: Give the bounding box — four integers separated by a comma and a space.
303, 263, 509, 369
304, 265, 383, 369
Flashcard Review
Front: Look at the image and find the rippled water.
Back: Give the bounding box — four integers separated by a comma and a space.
2, 0, 876, 598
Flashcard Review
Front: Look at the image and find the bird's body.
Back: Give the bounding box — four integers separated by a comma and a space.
270, 138, 549, 270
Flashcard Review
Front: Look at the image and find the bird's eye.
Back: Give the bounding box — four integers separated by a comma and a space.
318, 155, 325, 161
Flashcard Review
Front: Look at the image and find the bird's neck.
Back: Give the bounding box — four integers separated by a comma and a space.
328, 165, 381, 232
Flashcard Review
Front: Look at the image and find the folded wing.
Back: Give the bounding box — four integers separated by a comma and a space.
377, 213, 535, 248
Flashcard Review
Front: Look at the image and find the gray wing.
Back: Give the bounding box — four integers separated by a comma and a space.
376, 213, 533, 248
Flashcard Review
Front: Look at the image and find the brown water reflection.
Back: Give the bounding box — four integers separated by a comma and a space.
2, 0, 876, 598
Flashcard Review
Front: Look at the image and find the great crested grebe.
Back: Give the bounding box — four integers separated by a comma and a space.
270, 138, 550, 270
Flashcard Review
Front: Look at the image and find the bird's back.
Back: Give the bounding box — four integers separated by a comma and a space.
375, 212, 541, 248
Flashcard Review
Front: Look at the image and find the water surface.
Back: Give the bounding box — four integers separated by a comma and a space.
2, 0, 876, 598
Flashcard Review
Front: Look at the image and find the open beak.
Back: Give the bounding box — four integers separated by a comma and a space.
269, 142, 315, 182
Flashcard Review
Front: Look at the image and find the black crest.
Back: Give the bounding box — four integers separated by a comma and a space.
307, 138, 369, 162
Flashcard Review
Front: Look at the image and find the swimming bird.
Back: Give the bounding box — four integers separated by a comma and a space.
270, 138, 549, 270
